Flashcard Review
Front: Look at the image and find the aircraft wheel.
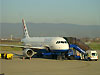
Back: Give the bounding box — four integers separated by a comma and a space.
57, 55, 62, 60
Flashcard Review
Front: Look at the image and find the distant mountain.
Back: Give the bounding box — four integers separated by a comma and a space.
0, 23, 100, 38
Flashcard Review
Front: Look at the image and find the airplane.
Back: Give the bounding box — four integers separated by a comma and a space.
0, 19, 69, 60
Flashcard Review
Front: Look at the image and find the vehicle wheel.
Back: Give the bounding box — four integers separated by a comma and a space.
95, 59, 97, 61
69, 56, 75, 60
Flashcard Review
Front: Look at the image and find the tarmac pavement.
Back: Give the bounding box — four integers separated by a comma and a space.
0, 50, 100, 75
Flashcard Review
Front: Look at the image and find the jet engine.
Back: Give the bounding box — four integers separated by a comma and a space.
23, 49, 34, 57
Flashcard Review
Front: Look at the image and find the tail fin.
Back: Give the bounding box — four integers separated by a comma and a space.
22, 19, 30, 38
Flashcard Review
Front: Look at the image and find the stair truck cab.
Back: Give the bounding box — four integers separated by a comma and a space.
84, 50, 98, 61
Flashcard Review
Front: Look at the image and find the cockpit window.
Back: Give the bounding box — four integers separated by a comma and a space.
56, 41, 67, 44
61, 41, 64, 43
65, 41, 67, 43
56, 41, 60, 44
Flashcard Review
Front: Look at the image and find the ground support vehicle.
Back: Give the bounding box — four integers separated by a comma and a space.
0, 53, 13, 59
84, 50, 98, 61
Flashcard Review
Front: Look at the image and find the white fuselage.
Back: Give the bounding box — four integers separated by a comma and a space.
21, 37, 69, 52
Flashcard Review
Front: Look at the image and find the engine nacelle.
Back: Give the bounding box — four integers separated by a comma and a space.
23, 49, 34, 57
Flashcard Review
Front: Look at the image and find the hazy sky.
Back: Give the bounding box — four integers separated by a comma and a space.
0, 0, 100, 25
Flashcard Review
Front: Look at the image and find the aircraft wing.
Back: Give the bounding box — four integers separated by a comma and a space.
0, 44, 44, 49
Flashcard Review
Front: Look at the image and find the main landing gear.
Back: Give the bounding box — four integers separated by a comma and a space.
51, 52, 66, 60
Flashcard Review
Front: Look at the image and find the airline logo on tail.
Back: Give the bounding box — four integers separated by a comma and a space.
22, 19, 26, 31
22, 19, 29, 38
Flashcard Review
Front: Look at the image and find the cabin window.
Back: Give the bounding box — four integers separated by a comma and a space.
56, 41, 67, 44
61, 41, 64, 43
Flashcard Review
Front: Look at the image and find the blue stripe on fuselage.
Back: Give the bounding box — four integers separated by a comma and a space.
34, 49, 69, 53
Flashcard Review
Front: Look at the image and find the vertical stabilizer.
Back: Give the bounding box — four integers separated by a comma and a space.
22, 19, 30, 38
